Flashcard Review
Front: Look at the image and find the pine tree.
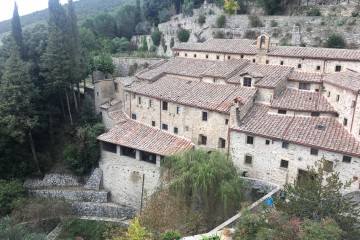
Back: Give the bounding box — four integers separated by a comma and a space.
11, 2, 26, 60
0, 46, 40, 173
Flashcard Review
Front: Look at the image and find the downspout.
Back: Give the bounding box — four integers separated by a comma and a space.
350, 91, 359, 133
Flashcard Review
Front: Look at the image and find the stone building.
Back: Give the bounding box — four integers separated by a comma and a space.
95, 34, 360, 207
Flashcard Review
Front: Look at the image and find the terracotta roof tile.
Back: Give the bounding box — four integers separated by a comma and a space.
323, 71, 360, 93
202, 59, 249, 79
115, 77, 138, 87
288, 71, 322, 83
233, 104, 360, 157
227, 63, 292, 88
127, 76, 257, 113
97, 119, 194, 156
108, 110, 129, 124
271, 88, 335, 112
100, 99, 122, 110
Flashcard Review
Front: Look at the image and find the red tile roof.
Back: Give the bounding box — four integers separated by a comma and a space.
232, 104, 360, 157
271, 88, 335, 113
100, 99, 122, 110
173, 38, 360, 61
288, 71, 322, 83
126, 76, 257, 113
323, 71, 360, 93
202, 59, 249, 79
227, 63, 292, 88
97, 119, 194, 156
108, 110, 129, 124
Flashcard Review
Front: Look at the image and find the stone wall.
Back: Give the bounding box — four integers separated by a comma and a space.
230, 131, 360, 192
24, 174, 81, 189
112, 57, 162, 77
71, 202, 135, 219
29, 189, 109, 203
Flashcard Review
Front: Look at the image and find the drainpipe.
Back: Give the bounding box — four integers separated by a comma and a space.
350, 91, 359, 133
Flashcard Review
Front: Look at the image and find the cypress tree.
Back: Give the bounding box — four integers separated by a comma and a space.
135, 0, 141, 25
11, 2, 26, 60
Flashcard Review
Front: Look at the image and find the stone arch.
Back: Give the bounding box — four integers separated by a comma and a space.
256, 33, 270, 51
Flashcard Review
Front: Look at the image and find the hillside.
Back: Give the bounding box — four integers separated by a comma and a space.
0, 0, 129, 34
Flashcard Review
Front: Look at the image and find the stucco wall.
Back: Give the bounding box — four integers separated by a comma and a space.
230, 131, 360, 192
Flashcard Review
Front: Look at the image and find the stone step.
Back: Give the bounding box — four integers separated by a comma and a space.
71, 201, 136, 219
29, 189, 109, 203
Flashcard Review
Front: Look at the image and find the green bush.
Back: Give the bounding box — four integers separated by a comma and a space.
201, 235, 220, 240
216, 14, 226, 28
270, 20, 278, 27
139, 36, 148, 51
307, 8, 321, 16
249, 14, 264, 27
198, 14, 206, 24
326, 34, 347, 49
162, 230, 181, 240
57, 219, 114, 240
177, 29, 190, 42
213, 30, 225, 39
61, 144, 80, 171
151, 29, 162, 47
0, 180, 25, 216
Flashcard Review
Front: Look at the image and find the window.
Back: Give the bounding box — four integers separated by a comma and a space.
241, 55, 244, 58
194, 54, 197, 58
228, 56, 231, 59
266, 60, 269, 64
280, 159, 289, 168
252, 59, 256, 63
218, 138, 226, 148
280, 61, 284, 65
131, 114, 137, 120
199, 134, 207, 145
213, 79, 220, 84
245, 155, 253, 165
310, 148, 318, 156
202, 112, 208, 121
316, 65, 321, 71
351, 100, 356, 108
102, 142, 116, 153
282, 142, 289, 149
327, 91, 331, 97
174, 127, 178, 134
96, 92, 99, 97
311, 112, 320, 117
265, 140, 270, 145
243, 77, 252, 87
299, 82, 310, 90
114, 82, 118, 91
141, 151, 156, 164
216, 55, 220, 59
297, 64, 302, 69
335, 65, 341, 72
149, 100, 154, 108
206, 54, 209, 59
176, 106, 181, 114
344, 118, 348, 126
138, 97, 141, 105
122, 146, 136, 158
246, 135, 254, 145
336, 95, 340, 102
225, 119, 229, 125
162, 101, 168, 110
342, 155, 352, 163
324, 160, 334, 172
185, 53, 188, 57
162, 124, 168, 130
151, 121, 155, 127
278, 109, 287, 115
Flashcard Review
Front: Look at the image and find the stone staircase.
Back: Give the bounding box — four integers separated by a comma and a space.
24, 169, 136, 220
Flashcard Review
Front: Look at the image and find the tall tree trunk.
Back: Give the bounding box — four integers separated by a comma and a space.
29, 132, 41, 174
71, 83, 79, 113
76, 81, 80, 100
65, 90, 73, 125
59, 93, 66, 122
84, 77, 86, 88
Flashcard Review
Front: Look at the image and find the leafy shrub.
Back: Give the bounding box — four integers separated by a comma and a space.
256, 0, 282, 15
307, 8, 321, 16
162, 230, 181, 240
248, 14, 264, 27
0, 217, 46, 240
151, 29, 162, 46
139, 36, 148, 51
216, 14, 226, 28
213, 30, 225, 39
182, 0, 194, 17
135, 21, 152, 35
121, 218, 153, 240
270, 20, 278, 27
0, 180, 25, 216
326, 34, 347, 49
57, 219, 114, 240
208, 9, 215, 15
128, 63, 138, 76
177, 29, 190, 42
198, 14, 206, 25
